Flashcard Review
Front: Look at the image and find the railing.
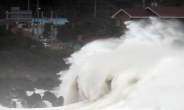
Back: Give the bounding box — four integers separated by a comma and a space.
9, 11, 32, 14
6, 10, 32, 22
7, 18, 32, 21
0, 18, 32, 23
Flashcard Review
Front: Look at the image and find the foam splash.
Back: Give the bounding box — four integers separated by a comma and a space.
1, 17, 184, 110
56, 18, 184, 110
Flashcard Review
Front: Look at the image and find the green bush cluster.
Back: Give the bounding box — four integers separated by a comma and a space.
56, 17, 122, 42
0, 26, 44, 51
0, 26, 71, 78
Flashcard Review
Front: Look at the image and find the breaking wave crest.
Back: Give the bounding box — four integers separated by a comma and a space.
56, 18, 184, 110
2, 17, 184, 110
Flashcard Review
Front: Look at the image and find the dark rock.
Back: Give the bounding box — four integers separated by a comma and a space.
0, 77, 62, 108
56, 96, 64, 106
32, 101, 45, 108
21, 99, 28, 108
42, 91, 57, 106
11, 101, 16, 108
25, 92, 42, 108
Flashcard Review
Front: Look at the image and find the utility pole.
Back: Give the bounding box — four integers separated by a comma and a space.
94, 0, 96, 18
6, 11, 9, 30
55, 14, 57, 40
41, 12, 43, 37
51, 11, 53, 45
28, 0, 30, 33
28, 0, 30, 10
151, 0, 157, 6
142, 0, 145, 8
32, 12, 36, 38
37, 0, 40, 39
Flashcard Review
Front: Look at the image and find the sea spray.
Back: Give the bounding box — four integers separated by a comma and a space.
1, 17, 184, 110
56, 17, 184, 110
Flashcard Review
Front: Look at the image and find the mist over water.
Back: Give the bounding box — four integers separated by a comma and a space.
2, 17, 184, 110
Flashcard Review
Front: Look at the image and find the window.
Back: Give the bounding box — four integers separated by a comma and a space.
116, 19, 122, 26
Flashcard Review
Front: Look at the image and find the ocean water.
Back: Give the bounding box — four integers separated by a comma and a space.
1, 17, 184, 110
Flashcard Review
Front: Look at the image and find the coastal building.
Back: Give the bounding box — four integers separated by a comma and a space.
1, 7, 32, 29
111, 6, 184, 29
4, 7, 68, 37
5, 7, 32, 29
6, 7, 32, 23
31, 18, 68, 27
25, 18, 68, 35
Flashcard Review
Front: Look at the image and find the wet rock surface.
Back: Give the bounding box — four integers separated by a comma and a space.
0, 77, 64, 108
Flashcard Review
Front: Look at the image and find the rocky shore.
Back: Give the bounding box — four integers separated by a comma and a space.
0, 77, 64, 108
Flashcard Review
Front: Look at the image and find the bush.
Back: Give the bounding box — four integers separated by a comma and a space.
0, 27, 70, 78
57, 17, 122, 42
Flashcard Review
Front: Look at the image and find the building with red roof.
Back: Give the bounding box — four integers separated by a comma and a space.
11, 27, 32, 36
111, 6, 184, 29
146, 6, 184, 18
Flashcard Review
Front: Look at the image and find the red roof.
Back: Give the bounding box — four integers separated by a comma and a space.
111, 9, 155, 19
111, 6, 184, 19
11, 27, 32, 36
146, 6, 184, 18
123, 9, 155, 18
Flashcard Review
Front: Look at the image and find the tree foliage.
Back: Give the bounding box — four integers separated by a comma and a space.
43, 23, 52, 38
0, 26, 70, 77
57, 17, 122, 42
1, 0, 184, 43
0, 26, 44, 51
56, 23, 73, 42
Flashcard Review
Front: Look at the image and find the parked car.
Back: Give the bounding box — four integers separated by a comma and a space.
43, 43, 51, 48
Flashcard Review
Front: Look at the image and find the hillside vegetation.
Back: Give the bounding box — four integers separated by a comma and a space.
1, 0, 184, 79
0, 26, 71, 79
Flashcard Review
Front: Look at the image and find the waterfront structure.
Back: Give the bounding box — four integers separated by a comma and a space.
31, 18, 68, 27
5, 7, 32, 24
111, 6, 184, 29
7, 7, 32, 22
5, 7, 32, 30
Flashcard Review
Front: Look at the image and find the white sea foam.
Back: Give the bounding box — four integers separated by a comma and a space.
1, 17, 184, 110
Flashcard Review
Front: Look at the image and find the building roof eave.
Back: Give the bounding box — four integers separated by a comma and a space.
111, 9, 132, 19
146, 7, 161, 17
111, 9, 123, 19
159, 16, 184, 18
131, 16, 153, 18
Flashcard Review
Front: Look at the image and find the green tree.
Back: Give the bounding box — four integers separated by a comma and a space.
57, 17, 122, 42
157, 0, 184, 6
43, 23, 53, 38
56, 23, 73, 42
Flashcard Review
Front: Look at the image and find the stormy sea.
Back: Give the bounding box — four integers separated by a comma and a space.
1, 17, 184, 110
